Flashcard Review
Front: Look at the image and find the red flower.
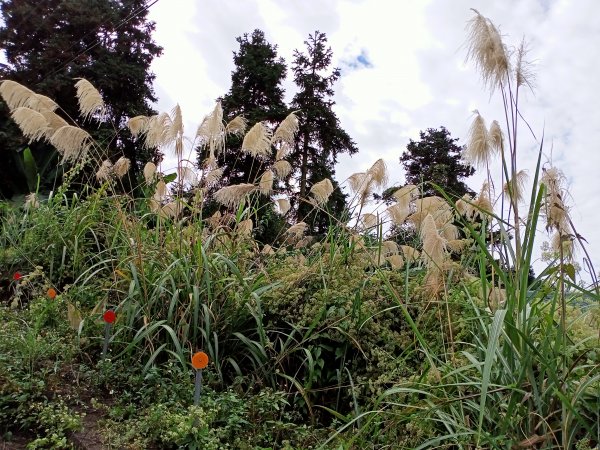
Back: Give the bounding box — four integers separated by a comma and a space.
12, 272, 22, 281
47, 288, 57, 299
103, 310, 116, 324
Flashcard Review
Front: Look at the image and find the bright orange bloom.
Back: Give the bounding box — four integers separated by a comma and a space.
47, 288, 57, 299
191, 351, 209, 370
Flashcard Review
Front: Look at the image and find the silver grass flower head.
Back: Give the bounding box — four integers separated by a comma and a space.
154, 180, 168, 200
488, 120, 504, 153
145, 112, 172, 149
504, 169, 528, 203
272, 111, 299, 146
381, 240, 399, 256
27, 94, 58, 112
275, 197, 291, 215
114, 157, 131, 179
286, 221, 307, 238
447, 239, 469, 253
473, 182, 493, 217
350, 234, 366, 251
466, 9, 510, 92
214, 183, 256, 209
541, 167, 570, 233
367, 159, 388, 189
74, 78, 105, 121
441, 223, 459, 241
515, 38, 535, 89
225, 115, 248, 136
169, 104, 184, 140
259, 170, 274, 195
310, 178, 334, 206
387, 203, 410, 225
551, 231, 574, 261
237, 219, 253, 237
420, 214, 447, 270
24, 193, 40, 210
128, 115, 150, 137
41, 110, 69, 136
50, 126, 92, 163
160, 201, 180, 219
272, 159, 292, 179
392, 184, 418, 214
148, 198, 160, 212
465, 111, 494, 168
197, 102, 225, 154
242, 122, 272, 158
180, 166, 198, 185
456, 194, 474, 218
276, 142, 292, 161
386, 254, 404, 269
204, 167, 224, 188
361, 213, 378, 229
0, 80, 35, 110
10, 107, 49, 142
143, 162, 157, 184
96, 159, 113, 181
206, 211, 222, 229
261, 244, 275, 255
401, 245, 420, 262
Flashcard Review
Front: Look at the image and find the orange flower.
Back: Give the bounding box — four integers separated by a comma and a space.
47, 288, 57, 299
191, 351, 209, 370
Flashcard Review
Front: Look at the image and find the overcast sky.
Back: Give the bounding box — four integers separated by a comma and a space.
148, 0, 599, 278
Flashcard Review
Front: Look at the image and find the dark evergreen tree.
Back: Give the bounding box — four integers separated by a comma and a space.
214, 29, 288, 187
202, 29, 288, 244
400, 127, 475, 199
290, 31, 358, 234
0, 0, 162, 198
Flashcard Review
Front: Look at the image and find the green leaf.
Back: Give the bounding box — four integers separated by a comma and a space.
22, 147, 39, 192
163, 173, 177, 183
562, 263, 576, 283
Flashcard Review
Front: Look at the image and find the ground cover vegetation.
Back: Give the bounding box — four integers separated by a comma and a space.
0, 7, 599, 450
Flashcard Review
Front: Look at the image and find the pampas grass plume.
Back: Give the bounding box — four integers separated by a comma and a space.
272, 159, 292, 179
465, 111, 493, 168
242, 122, 272, 158
214, 183, 256, 209
275, 197, 291, 215
272, 112, 299, 146
96, 160, 113, 181
386, 254, 404, 269
466, 9, 510, 92
27, 94, 58, 112
286, 221, 307, 238
114, 157, 131, 178
74, 78, 105, 121
259, 170, 274, 195
225, 115, 247, 136
50, 126, 92, 162
143, 162, 157, 184
11, 107, 48, 142
310, 178, 334, 206
367, 159, 388, 189
0, 80, 35, 109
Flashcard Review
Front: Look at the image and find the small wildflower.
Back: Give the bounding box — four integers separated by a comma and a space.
47, 288, 57, 299
13, 272, 22, 281
103, 310, 116, 324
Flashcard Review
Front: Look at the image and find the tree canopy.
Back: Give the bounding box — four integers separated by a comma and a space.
0, 0, 162, 197
400, 127, 474, 199
290, 31, 358, 234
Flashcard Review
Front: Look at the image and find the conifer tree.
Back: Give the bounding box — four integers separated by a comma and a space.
290, 31, 358, 233
400, 127, 474, 199
214, 29, 288, 187
0, 0, 162, 197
